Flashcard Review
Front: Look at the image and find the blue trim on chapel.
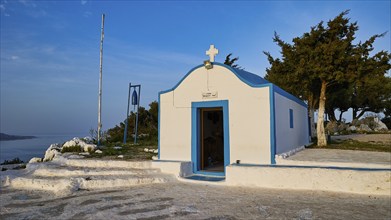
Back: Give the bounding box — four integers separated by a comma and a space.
270, 85, 276, 164
157, 94, 161, 160
158, 62, 307, 166
159, 62, 307, 108
191, 100, 230, 176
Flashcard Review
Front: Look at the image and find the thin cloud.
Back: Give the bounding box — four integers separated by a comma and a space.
11, 55, 19, 60
81, 0, 87, 5
27, 9, 47, 18
1, 3, 10, 16
83, 11, 92, 18
18, 0, 37, 8
17, 0, 47, 18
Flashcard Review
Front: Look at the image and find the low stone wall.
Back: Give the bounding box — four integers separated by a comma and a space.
225, 164, 391, 195
152, 160, 192, 178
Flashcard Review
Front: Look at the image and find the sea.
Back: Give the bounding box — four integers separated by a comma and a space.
0, 134, 87, 164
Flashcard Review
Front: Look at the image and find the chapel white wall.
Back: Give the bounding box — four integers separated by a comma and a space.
159, 65, 273, 164
274, 92, 310, 154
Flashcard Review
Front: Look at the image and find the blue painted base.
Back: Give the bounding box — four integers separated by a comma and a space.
194, 170, 225, 177
233, 164, 391, 171
184, 175, 225, 182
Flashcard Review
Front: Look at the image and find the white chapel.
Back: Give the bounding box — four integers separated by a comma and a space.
158, 45, 310, 176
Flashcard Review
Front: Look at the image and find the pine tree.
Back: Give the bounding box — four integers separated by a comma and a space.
264, 10, 390, 146
224, 53, 242, 69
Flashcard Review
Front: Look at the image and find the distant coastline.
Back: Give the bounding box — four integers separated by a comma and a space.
0, 133, 37, 141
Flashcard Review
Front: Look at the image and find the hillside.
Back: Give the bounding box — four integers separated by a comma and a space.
0, 133, 36, 141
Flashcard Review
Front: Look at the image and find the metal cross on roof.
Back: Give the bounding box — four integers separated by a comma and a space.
206, 45, 219, 62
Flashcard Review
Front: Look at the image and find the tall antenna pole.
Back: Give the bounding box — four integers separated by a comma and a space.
97, 13, 105, 146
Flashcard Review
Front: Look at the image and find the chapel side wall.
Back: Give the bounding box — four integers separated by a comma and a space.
159, 65, 272, 164
159, 92, 192, 161
274, 93, 310, 154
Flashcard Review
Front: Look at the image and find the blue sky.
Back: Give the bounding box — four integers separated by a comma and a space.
1, 0, 390, 135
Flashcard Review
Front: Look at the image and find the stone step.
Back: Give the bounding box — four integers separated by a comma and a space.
8, 174, 170, 195
62, 159, 153, 169
31, 166, 160, 177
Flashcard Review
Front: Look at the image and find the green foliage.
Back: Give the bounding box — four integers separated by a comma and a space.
351, 74, 391, 120
264, 10, 390, 119
1, 157, 24, 165
107, 101, 159, 144
61, 145, 82, 153
264, 10, 390, 146
91, 140, 157, 160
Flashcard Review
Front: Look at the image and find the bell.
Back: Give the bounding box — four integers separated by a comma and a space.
132, 90, 138, 105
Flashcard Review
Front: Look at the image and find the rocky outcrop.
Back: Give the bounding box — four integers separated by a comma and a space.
373, 117, 388, 131
326, 116, 388, 135
62, 138, 97, 152
43, 144, 62, 162
40, 138, 98, 162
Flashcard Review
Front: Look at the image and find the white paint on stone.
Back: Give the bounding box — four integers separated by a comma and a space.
29, 157, 42, 163
43, 144, 62, 162
275, 145, 305, 159
205, 45, 218, 62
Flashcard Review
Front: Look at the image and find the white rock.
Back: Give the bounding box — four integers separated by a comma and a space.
117, 155, 124, 158
62, 139, 77, 148
67, 155, 85, 159
95, 150, 103, 154
79, 152, 90, 156
359, 124, 372, 132
153, 149, 158, 154
83, 136, 93, 143
83, 144, 97, 152
374, 117, 388, 131
144, 148, 149, 152
113, 146, 122, 150
148, 149, 155, 153
43, 143, 62, 162
29, 157, 42, 163
0, 175, 11, 187
63, 137, 88, 148
62, 137, 96, 152
347, 126, 357, 131
152, 156, 158, 160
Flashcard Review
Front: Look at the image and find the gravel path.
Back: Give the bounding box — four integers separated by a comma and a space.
331, 134, 391, 144
1, 182, 390, 220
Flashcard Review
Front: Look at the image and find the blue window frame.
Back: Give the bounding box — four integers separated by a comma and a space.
289, 109, 294, 128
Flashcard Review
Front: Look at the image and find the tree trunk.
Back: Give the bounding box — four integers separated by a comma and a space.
317, 81, 327, 147
353, 108, 368, 120
338, 110, 346, 122
327, 109, 337, 122
355, 109, 368, 120
309, 107, 316, 137
352, 108, 358, 120
307, 97, 317, 138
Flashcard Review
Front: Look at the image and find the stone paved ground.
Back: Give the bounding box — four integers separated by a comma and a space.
287, 148, 391, 165
1, 182, 390, 220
